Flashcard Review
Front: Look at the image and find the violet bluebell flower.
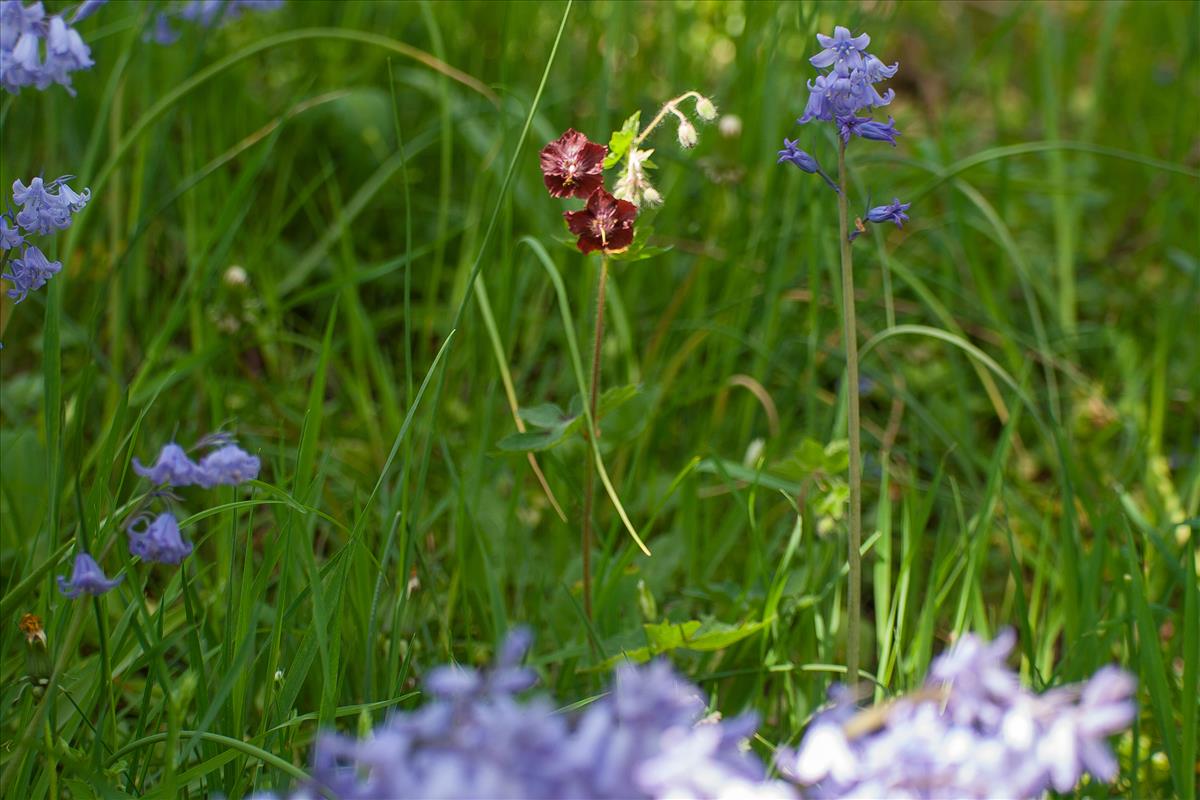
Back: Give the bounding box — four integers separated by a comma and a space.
0, 217, 24, 250
2, 245, 62, 302
195, 443, 261, 487
268, 631, 791, 800
776, 630, 1136, 799
133, 443, 200, 486
127, 512, 194, 565
57, 552, 122, 598
12, 176, 90, 235
837, 115, 899, 146
777, 139, 839, 193
809, 26, 871, 71
0, 2, 94, 95
865, 198, 910, 228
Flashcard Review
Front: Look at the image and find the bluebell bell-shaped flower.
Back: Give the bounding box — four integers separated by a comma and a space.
2, 245, 62, 302
865, 198, 911, 228
809, 26, 870, 70
0, 216, 24, 250
12, 176, 89, 235
57, 552, 122, 598
777, 139, 839, 193
798, 74, 834, 124
836, 115, 900, 146
862, 54, 899, 83
127, 512, 194, 565
195, 443, 260, 487
133, 443, 201, 485
0, 3, 95, 95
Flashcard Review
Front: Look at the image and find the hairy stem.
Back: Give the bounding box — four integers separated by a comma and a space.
837, 139, 863, 686
581, 256, 610, 620
635, 91, 704, 145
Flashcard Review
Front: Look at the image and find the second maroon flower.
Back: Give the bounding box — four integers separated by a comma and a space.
538, 128, 607, 199
563, 188, 637, 255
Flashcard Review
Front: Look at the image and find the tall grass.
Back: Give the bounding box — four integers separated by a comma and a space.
1, 1, 1197, 797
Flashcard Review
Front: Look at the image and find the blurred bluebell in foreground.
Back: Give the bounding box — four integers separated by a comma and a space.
0, 1, 95, 95
776, 630, 1136, 799
275, 630, 790, 800
57, 553, 122, 598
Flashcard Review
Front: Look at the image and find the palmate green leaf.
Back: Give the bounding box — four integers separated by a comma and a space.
496, 425, 578, 453
518, 402, 571, 429
603, 111, 641, 169
609, 224, 673, 263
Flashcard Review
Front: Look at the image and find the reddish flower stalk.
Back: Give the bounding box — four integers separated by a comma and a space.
563, 189, 637, 255
539, 129, 607, 199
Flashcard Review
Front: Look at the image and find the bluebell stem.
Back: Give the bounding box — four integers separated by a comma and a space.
57, 552, 122, 598
776, 630, 1136, 799
0, 1, 95, 96
263, 631, 792, 799
779, 25, 911, 686
126, 512, 194, 565
70, 0, 107, 23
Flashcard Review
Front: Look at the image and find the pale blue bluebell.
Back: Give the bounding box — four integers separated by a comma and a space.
2, 244, 61, 302
57, 552, 122, 598
0, 1, 94, 95
133, 443, 200, 486
777, 139, 839, 193
127, 512, 193, 565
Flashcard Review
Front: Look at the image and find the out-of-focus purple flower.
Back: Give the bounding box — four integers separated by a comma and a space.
862, 54, 899, 82
2, 245, 62, 302
149, 0, 283, 45
865, 198, 911, 228
809, 26, 871, 70
0, 3, 94, 95
777, 138, 839, 192
776, 630, 1136, 800
57, 552, 122, 598
195, 443, 260, 487
133, 443, 200, 486
836, 115, 900, 146
269, 630, 791, 800
127, 512, 194, 565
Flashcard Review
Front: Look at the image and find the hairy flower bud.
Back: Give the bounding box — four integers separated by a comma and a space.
695, 95, 718, 121
677, 119, 698, 149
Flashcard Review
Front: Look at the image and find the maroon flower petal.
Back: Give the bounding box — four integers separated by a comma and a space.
563, 188, 637, 254
540, 129, 608, 199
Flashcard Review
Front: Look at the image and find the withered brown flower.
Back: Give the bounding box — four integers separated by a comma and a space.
539, 129, 607, 199
563, 188, 637, 255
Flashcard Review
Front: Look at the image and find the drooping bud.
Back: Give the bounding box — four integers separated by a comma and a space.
695, 96, 718, 121
677, 119, 698, 149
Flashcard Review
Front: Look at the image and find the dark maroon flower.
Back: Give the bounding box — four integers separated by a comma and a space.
563, 188, 637, 255
539, 129, 608, 199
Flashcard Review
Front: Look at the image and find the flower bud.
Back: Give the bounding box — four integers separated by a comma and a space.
719, 114, 742, 138
677, 119, 698, 149
695, 96, 718, 121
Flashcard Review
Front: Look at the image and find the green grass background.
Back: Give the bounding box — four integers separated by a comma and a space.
1, 0, 1197, 797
